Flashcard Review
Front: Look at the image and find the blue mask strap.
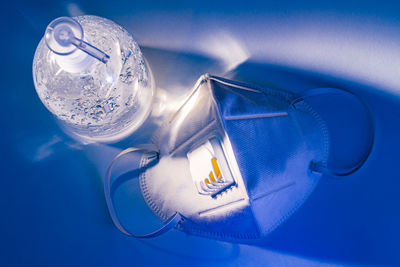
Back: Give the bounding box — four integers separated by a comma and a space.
291, 87, 375, 177
104, 144, 182, 237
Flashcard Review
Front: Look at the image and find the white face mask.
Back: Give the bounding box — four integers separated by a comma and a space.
104, 74, 374, 242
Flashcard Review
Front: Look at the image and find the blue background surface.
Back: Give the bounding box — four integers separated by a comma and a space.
2, 0, 400, 266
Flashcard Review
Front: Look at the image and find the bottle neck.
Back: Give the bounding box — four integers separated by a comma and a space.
55, 48, 95, 73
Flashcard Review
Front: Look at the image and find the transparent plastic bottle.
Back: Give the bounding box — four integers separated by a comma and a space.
33, 15, 154, 143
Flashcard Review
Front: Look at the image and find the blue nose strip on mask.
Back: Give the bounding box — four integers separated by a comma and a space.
103, 74, 374, 242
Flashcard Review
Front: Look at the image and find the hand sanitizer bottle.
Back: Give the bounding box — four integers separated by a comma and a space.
33, 16, 154, 143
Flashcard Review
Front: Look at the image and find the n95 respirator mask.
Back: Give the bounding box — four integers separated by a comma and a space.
104, 74, 374, 243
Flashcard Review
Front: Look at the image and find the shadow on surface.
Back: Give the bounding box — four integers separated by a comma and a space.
228, 61, 400, 266
4, 12, 400, 263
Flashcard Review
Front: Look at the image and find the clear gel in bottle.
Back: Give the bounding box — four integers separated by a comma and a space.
33, 16, 154, 143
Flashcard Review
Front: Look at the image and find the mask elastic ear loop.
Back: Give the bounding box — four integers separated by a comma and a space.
291, 88, 375, 177
104, 144, 183, 237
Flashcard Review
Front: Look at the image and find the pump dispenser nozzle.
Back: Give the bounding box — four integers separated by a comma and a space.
45, 17, 109, 64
